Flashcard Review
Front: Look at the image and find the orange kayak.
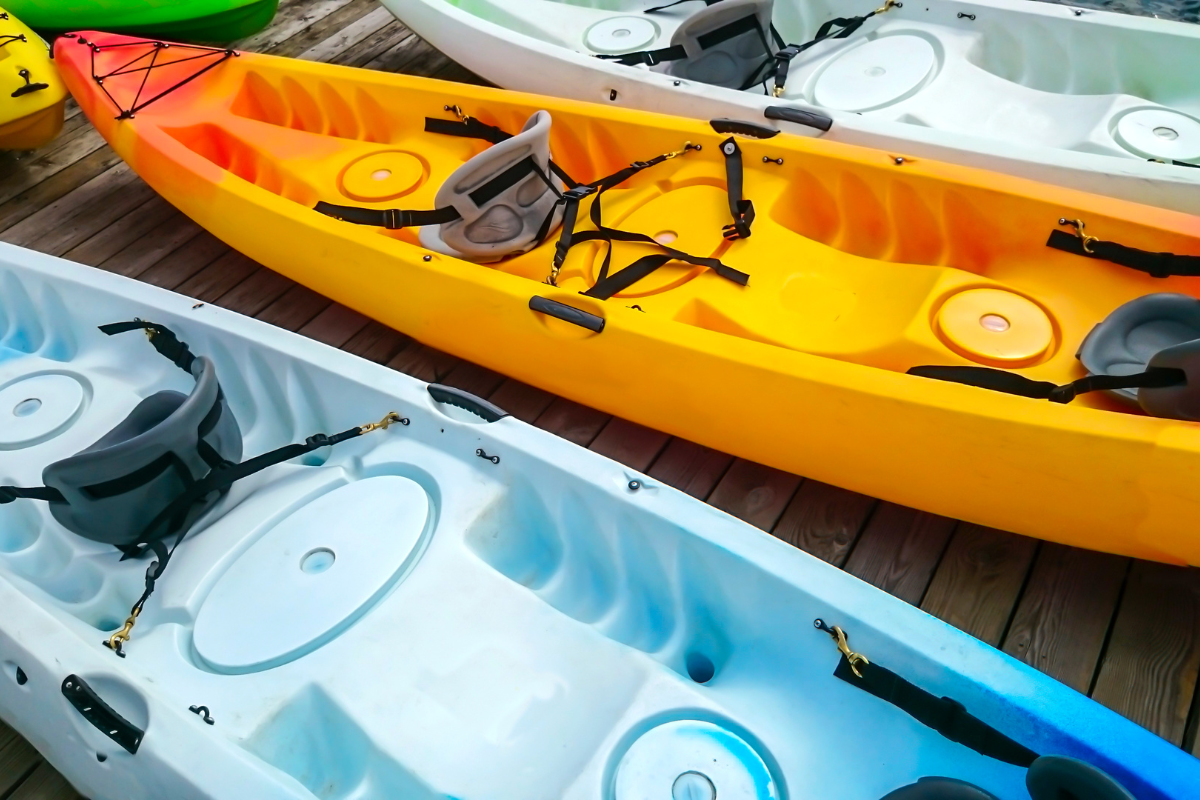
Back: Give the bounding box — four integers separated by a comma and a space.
57, 31, 1200, 564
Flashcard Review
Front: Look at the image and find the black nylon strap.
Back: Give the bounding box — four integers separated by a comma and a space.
767, 11, 880, 94
907, 364, 1185, 404
424, 116, 511, 144
645, 0, 723, 12
719, 137, 754, 240
101, 320, 196, 373
0, 485, 65, 504
1047, 229, 1200, 279
834, 656, 1038, 768
314, 201, 461, 230
597, 43, 687, 67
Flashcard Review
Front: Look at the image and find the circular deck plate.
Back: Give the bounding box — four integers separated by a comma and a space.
0, 373, 85, 449
194, 475, 430, 673
585, 17, 659, 54
1114, 108, 1200, 162
613, 720, 777, 800
935, 288, 1054, 366
340, 151, 427, 202
813, 35, 936, 112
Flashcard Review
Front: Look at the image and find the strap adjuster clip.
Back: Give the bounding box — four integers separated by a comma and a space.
563, 185, 597, 203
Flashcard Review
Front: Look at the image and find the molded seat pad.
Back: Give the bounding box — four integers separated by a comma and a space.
42, 356, 242, 546
880, 777, 999, 800
663, 0, 774, 89
1026, 756, 1135, 800
1079, 292, 1200, 419
418, 110, 563, 262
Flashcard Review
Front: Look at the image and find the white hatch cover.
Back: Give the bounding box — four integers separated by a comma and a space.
813, 35, 936, 113
1114, 108, 1200, 162
0, 373, 85, 449
585, 17, 659, 54
614, 719, 778, 799
194, 475, 430, 673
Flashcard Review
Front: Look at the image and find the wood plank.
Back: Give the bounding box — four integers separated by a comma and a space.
646, 438, 732, 500
269, 0, 382, 58
134, 233, 231, 290
332, 22, 415, 68
385, 342, 461, 384
487, 379, 556, 424
211, 268, 296, 316
299, 5, 395, 62
532, 398, 610, 447
439, 361, 507, 400
254, 284, 333, 332
842, 503, 956, 606
62, 196, 179, 267
97, 215, 204, 280
1091, 562, 1200, 745
920, 524, 1039, 647
339, 320, 413, 365
705, 459, 801, 531
1001, 545, 1129, 693
770, 480, 875, 566
7, 761, 84, 800
0, 722, 40, 797
588, 418, 670, 472
236, 0, 358, 52
297, 303, 370, 348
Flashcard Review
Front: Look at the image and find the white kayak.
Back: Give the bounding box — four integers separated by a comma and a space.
382, 0, 1200, 214
0, 241, 1197, 800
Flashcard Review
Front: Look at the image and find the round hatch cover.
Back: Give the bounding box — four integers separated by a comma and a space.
0, 373, 85, 449
1114, 108, 1200, 162
585, 17, 659, 54
613, 719, 779, 799
194, 475, 430, 673
813, 35, 936, 113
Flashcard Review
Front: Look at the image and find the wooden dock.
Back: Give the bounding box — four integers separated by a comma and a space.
1, 1, 1199, 796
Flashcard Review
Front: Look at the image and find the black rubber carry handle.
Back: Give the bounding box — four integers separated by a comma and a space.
427, 384, 509, 422
764, 106, 833, 132
62, 675, 144, 755
529, 296, 605, 333
709, 118, 780, 139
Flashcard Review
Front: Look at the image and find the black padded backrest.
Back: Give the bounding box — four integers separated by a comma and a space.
43, 356, 242, 546
880, 777, 999, 800
665, 0, 775, 88
1026, 756, 1134, 800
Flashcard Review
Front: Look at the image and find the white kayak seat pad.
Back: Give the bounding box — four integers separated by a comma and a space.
314, 111, 569, 263
596, 0, 777, 91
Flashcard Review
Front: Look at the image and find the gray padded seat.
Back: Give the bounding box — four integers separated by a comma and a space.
662, 0, 775, 89
1027, 756, 1135, 800
879, 778, 998, 800
42, 356, 242, 546
1078, 293, 1200, 420
418, 110, 564, 262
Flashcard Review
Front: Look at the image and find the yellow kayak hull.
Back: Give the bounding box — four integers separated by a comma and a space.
58, 33, 1200, 564
0, 9, 65, 149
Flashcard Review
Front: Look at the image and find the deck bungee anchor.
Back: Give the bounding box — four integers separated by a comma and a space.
0, 320, 405, 656
315, 108, 751, 300
814, 620, 1136, 800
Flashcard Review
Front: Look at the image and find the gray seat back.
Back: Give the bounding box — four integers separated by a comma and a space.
1026, 756, 1134, 800
43, 356, 242, 546
1078, 292, 1200, 420
664, 0, 774, 88
418, 110, 564, 262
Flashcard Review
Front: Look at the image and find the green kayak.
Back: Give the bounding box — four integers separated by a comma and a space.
8, 0, 278, 41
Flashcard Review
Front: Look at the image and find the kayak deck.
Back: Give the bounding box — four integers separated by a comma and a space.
1, 1, 1198, 795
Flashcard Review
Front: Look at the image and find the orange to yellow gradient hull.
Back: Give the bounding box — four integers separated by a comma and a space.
58, 32, 1200, 564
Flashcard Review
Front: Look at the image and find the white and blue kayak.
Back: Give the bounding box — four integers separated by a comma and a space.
382, 0, 1200, 215
0, 241, 1196, 799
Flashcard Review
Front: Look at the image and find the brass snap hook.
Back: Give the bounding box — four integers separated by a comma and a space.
814, 618, 870, 678
664, 141, 697, 160
104, 609, 140, 656
1060, 217, 1098, 254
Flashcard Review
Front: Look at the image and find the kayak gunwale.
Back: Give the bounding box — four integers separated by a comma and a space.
55, 31, 1200, 565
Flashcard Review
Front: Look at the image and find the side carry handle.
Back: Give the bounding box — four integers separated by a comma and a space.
709, 118, 780, 139
62, 674, 144, 755
529, 296, 605, 333
764, 106, 833, 132
427, 384, 509, 423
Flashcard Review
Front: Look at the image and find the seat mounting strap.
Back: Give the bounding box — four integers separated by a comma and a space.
906, 364, 1185, 404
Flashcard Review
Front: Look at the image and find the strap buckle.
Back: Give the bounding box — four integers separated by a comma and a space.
562, 185, 597, 203
1060, 217, 1098, 254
